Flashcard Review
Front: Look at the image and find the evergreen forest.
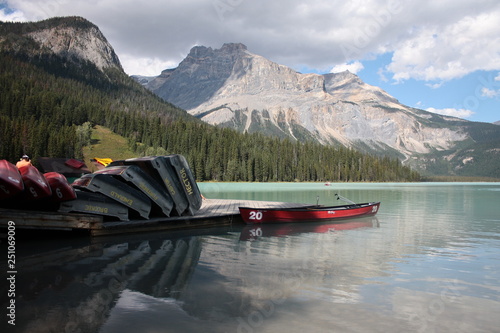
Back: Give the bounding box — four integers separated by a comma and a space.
0, 51, 420, 182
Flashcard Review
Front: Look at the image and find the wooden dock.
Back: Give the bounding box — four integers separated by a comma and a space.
0, 199, 308, 236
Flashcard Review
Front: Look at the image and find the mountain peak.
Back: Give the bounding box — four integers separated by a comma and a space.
187, 42, 248, 59
149, 43, 254, 110
0, 16, 122, 71
221, 42, 248, 52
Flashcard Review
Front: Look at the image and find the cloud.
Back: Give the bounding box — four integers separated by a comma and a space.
2, 0, 500, 80
387, 8, 500, 82
481, 87, 500, 98
330, 61, 364, 74
0, 6, 26, 21
426, 107, 475, 119
425, 82, 444, 89
119, 55, 178, 76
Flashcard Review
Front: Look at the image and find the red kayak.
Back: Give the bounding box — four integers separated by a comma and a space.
239, 202, 380, 224
0, 160, 24, 199
44, 172, 77, 201
18, 165, 52, 200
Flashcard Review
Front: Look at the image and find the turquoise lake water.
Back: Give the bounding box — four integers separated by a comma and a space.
2, 182, 500, 332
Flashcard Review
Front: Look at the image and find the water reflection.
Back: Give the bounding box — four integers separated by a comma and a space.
3, 218, 384, 333
239, 217, 379, 241
2, 183, 500, 333
1, 230, 224, 333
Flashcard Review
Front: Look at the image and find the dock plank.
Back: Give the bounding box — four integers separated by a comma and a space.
0, 199, 310, 236
0, 208, 103, 230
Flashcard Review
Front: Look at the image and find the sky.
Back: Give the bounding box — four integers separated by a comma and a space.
1, 0, 499, 123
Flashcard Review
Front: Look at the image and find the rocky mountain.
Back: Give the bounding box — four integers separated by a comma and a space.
0, 16, 422, 183
0, 16, 122, 71
143, 43, 500, 177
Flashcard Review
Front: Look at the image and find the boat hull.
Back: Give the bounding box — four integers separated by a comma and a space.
18, 165, 52, 200
44, 172, 77, 202
163, 155, 202, 215
239, 202, 380, 224
109, 157, 188, 216
0, 160, 24, 199
93, 165, 174, 217
59, 190, 129, 221
109, 155, 202, 216
72, 173, 151, 219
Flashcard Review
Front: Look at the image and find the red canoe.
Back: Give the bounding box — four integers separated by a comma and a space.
44, 172, 77, 201
18, 165, 52, 200
0, 160, 24, 199
239, 202, 380, 224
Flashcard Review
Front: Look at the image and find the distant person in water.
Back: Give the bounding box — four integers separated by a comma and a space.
16, 154, 32, 168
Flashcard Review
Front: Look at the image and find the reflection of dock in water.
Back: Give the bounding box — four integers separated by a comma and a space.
6, 232, 212, 333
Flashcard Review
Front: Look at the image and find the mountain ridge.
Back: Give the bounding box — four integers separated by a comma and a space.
142, 43, 500, 176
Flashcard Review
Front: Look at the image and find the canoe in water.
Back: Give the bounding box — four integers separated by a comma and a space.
239, 202, 380, 224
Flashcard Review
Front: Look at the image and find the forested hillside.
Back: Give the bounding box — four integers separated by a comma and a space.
0, 51, 420, 182
0, 18, 420, 182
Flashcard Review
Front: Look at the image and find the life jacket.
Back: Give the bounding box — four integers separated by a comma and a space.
16, 159, 32, 168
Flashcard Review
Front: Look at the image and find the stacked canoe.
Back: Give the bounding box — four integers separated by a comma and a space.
0, 155, 202, 221
0, 159, 77, 204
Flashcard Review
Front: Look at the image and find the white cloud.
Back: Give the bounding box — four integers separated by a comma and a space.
386, 8, 500, 82
376, 67, 389, 82
481, 87, 500, 98
2, 0, 500, 82
0, 7, 26, 21
425, 82, 444, 89
119, 55, 178, 76
426, 107, 474, 119
330, 61, 364, 74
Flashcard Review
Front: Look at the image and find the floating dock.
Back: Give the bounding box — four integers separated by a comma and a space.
0, 199, 309, 236
1, 154, 312, 237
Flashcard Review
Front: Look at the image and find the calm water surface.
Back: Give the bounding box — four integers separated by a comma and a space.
2, 183, 500, 333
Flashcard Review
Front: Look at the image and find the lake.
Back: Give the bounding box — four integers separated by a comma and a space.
2, 183, 500, 332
